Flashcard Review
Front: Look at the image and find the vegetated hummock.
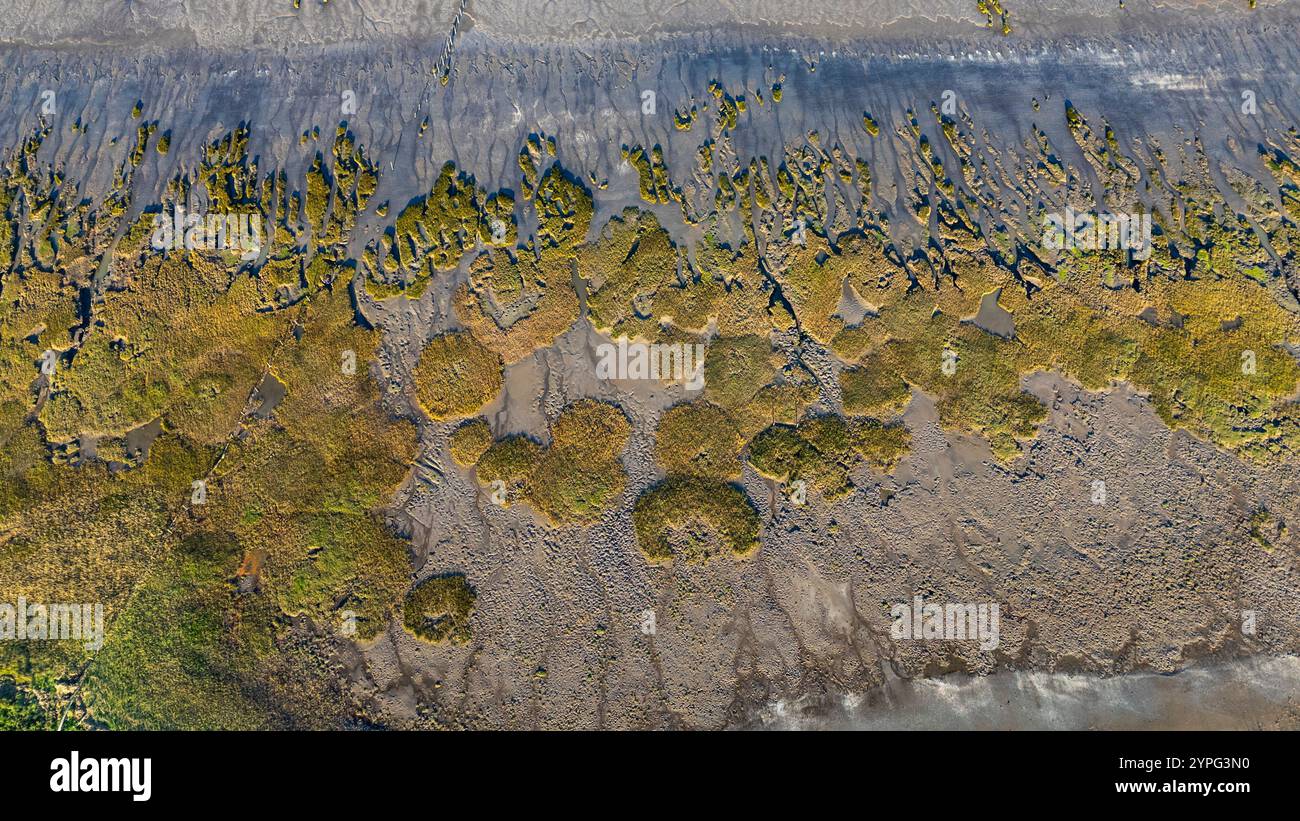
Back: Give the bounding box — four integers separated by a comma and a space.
447, 417, 492, 466
475, 399, 631, 525
402, 574, 476, 645
413, 330, 503, 420
633, 475, 760, 564
748, 415, 911, 500
655, 401, 745, 480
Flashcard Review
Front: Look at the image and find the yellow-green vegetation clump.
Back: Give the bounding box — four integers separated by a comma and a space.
698, 333, 817, 438
690, 233, 780, 337
413, 330, 504, 420
472, 399, 631, 525
364, 140, 589, 310
760, 227, 1047, 461
454, 247, 579, 364
517, 132, 557, 200
34, 125, 297, 449
655, 401, 744, 479
748, 415, 910, 499
534, 163, 594, 255
632, 476, 760, 564
622, 144, 679, 205
1248, 508, 1285, 551
224, 286, 419, 622
769, 230, 893, 356
702, 334, 779, 408
840, 357, 913, 417
402, 574, 476, 645
585, 209, 691, 337
363, 159, 513, 298
582, 212, 768, 344
976, 0, 1012, 35
34, 121, 388, 450
443, 151, 589, 364
708, 81, 745, 131
1, 129, 135, 420
3, 276, 420, 729
640, 399, 764, 565
392, 162, 486, 270
519, 399, 632, 524
696, 332, 806, 436
96, 286, 417, 727
128, 122, 157, 168
0, 125, 443, 729
756, 108, 1300, 465
1018, 230, 1300, 458
919, 326, 1047, 461
475, 434, 543, 499
448, 418, 492, 466
39, 251, 290, 445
